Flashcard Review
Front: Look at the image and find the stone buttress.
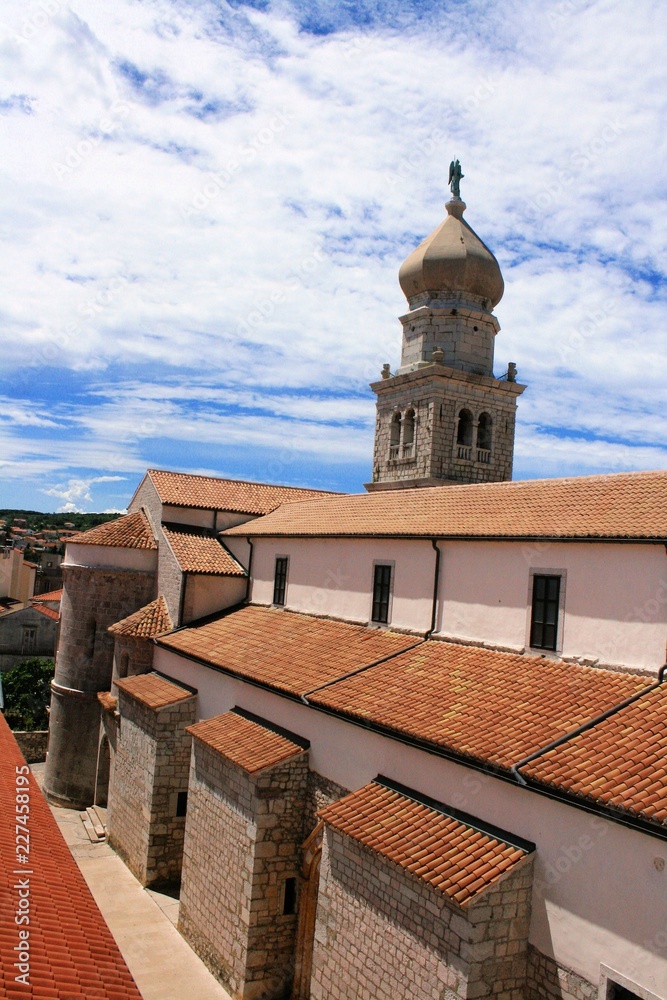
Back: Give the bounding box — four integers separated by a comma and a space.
107, 672, 196, 887
179, 710, 310, 1000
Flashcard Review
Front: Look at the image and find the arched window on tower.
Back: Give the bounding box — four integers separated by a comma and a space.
477, 412, 493, 463
389, 412, 401, 460
402, 409, 415, 458
456, 408, 473, 459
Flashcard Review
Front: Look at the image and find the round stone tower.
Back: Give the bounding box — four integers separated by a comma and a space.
367, 169, 525, 491
43, 510, 158, 809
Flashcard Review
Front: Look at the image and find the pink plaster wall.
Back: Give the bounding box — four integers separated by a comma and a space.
182, 575, 247, 624
248, 537, 667, 671
249, 537, 435, 632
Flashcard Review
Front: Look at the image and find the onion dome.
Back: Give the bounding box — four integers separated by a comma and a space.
398, 197, 504, 308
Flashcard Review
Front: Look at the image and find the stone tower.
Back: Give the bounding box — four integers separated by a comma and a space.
366, 182, 525, 491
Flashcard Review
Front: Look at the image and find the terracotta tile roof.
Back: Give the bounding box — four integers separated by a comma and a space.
69, 509, 157, 550
32, 604, 59, 621
146, 468, 341, 515
319, 780, 530, 907
310, 641, 645, 772
98, 691, 118, 712
157, 605, 416, 697
519, 684, 667, 827
0, 712, 143, 999
162, 526, 245, 576
187, 709, 308, 773
30, 589, 63, 603
224, 469, 667, 540
115, 672, 195, 710
108, 596, 173, 639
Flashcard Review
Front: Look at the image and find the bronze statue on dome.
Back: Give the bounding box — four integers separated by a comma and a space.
448, 158, 463, 199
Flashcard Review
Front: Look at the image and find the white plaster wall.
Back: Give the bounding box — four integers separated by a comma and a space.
249, 537, 435, 632
182, 575, 247, 624
153, 645, 667, 997
222, 536, 252, 570
439, 540, 667, 671
64, 543, 157, 573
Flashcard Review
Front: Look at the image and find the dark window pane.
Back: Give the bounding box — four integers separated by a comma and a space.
282, 877, 297, 915
273, 557, 288, 606
530, 574, 561, 651
372, 564, 392, 624
176, 791, 188, 817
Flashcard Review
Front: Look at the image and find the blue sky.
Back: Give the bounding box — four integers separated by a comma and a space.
1, 0, 667, 511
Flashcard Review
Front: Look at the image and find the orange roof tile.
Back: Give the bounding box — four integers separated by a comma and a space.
146, 469, 341, 514
32, 604, 59, 621
310, 641, 644, 771
0, 712, 143, 999
108, 596, 173, 639
98, 691, 118, 712
187, 710, 308, 773
115, 672, 195, 710
69, 509, 157, 550
224, 470, 667, 540
162, 526, 245, 576
520, 684, 667, 827
319, 780, 531, 907
157, 605, 416, 697
30, 589, 63, 603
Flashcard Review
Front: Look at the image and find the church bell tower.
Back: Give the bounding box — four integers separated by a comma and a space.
366, 163, 525, 491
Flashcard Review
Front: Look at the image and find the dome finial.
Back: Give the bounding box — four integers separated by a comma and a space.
448, 158, 464, 200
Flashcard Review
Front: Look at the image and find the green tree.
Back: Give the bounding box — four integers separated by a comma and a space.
2, 658, 54, 731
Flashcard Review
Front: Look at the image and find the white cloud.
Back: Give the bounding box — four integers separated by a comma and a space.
42, 475, 127, 512
0, 0, 666, 508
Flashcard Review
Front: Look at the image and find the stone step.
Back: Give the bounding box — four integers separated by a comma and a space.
87, 806, 107, 840
79, 807, 106, 843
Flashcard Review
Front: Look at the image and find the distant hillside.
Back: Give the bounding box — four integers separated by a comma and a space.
0, 510, 120, 532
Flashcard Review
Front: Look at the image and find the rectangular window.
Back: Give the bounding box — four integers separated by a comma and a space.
21, 628, 36, 655
530, 574, 561, 651
273, 556, 288, 607
371, 564, 392, 624
282, 877, 297, 915
176, 791, 188, 817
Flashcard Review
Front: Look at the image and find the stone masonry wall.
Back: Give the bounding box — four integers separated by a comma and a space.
13, 730, 49, 763
371, 367, 520, 488
180, 742, 256, 994
108, 690, 196, 886
399, 300, 499, 377
44, 563, 155, 808
526, 945, 597, 1000
179, 742, 309, 1000
303, 771, 349, 835
310, 827, 533, 1000
112, 635, 154, 684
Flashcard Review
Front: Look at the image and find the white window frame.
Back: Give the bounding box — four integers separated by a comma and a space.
272, 554, 290, 608
369, 560, 395, 628
525, 568, 567, 655
599, 965, 661, 1000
